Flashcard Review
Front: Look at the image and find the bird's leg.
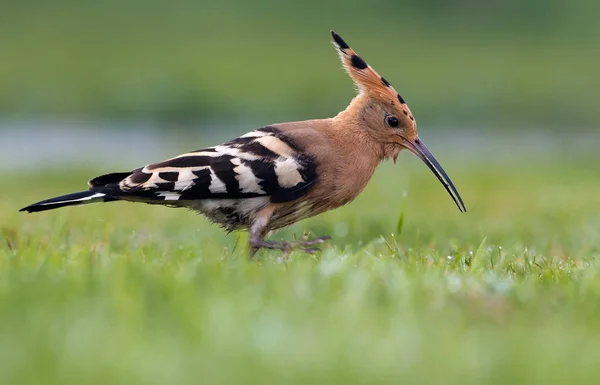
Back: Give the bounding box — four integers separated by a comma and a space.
248, 207, 275, 257
249, 214, 295, 257
248, 208, 331, 257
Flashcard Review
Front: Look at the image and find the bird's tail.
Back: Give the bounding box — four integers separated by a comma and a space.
19, 191, 115, 213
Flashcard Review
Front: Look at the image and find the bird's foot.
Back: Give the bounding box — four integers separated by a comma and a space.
293, 233, 332, 253
250, 235, 332, 257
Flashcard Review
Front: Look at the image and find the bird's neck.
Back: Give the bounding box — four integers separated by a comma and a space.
327, 97, 387, 163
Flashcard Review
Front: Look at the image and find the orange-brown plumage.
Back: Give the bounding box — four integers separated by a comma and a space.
20, 31, 466, 256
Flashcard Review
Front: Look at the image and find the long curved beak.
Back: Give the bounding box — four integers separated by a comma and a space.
403, 137, 467, 213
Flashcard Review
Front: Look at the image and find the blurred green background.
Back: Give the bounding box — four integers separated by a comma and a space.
2, 0, 599, 128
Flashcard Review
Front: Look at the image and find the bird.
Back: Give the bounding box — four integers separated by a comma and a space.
20, 30, 466, 256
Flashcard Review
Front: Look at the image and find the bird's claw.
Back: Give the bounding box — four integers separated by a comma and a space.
250, 235, 332, 256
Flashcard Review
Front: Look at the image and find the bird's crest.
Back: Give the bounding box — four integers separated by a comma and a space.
330, 30, 411, 115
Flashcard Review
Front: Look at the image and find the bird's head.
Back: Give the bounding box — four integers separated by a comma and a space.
331, 30, 466, 213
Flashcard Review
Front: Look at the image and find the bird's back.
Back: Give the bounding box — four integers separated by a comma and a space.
84, 124, 326, 231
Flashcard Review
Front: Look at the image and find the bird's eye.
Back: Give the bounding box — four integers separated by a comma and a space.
386, 116, 399, 127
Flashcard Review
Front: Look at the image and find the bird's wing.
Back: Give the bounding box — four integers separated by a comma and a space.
110, 127, 318, 203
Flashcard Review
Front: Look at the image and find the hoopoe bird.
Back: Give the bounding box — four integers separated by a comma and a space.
20, 31, 466, 255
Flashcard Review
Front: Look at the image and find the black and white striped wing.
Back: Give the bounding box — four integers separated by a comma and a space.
117, 127, 317, 204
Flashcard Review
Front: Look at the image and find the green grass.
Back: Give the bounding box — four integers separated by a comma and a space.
2, 150, 600, 384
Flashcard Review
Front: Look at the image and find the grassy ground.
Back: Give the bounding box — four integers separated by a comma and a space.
1, 146, 600, 384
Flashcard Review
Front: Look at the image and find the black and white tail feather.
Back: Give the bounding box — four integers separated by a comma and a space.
20, 126, 318, 231
20, 191, 114, 213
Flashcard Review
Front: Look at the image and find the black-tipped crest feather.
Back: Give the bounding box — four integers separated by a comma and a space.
330, 30, 349, 50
